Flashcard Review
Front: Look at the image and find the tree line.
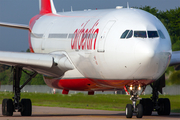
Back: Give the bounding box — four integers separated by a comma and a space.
0, 6, 180, 85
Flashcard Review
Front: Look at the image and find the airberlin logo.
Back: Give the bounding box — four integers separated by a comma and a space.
71, 19, 99, 50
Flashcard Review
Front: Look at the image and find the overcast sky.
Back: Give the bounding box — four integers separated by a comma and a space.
0, 0, 179, 52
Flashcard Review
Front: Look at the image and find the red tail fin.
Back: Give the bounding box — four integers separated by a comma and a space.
39, 0, 56, 14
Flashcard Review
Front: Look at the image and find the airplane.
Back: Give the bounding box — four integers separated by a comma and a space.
0, 0, 180, 118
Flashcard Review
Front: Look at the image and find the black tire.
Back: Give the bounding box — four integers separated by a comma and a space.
140, 98, 153, 115
126, 104, 133, 118
163, 98, 171, 115
158, 98, 170, 116
140, 99, 147, 115
136, 104, 143, 118
157, 98, 164, 115
21, 99, 32, 116
2, 99, 14, 116
145, 98, 153, 115
158, 98, 171, 116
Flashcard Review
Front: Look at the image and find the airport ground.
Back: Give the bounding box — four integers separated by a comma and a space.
0, 92, 180, 112
0, 106, 179, 120
0, 92, 179, 119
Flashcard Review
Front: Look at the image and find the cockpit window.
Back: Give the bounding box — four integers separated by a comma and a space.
126, 30, 133, 38
148, 31, 159, 38
120, 30, 129, 38
134, 31, 147, 38
158, 30, 166, 39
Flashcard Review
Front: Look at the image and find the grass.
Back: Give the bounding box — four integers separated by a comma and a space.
0, 92, 179, 112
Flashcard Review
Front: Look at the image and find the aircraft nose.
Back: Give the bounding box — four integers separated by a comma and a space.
133, 40, 170, 79
133, 41, 161, 78
134, 41, 156, 64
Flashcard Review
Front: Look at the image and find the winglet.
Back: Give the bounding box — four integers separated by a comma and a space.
39, 0, 57, 14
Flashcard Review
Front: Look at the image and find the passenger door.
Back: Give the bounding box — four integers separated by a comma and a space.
97, 20, 116, 52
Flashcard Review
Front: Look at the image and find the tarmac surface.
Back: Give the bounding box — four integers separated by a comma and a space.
0, 106, 179, 120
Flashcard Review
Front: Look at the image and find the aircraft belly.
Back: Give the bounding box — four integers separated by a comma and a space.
44, 76, 155, 91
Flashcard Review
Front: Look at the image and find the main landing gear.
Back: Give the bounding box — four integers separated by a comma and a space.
2, 67, 37, 116
139, 85, 170, 117
150, 84, 171, 116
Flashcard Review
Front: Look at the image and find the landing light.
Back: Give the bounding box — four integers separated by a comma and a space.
116, 6, 123, 9
130, 85, 133, 90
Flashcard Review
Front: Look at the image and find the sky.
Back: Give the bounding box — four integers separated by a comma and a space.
0, 0, 180, 52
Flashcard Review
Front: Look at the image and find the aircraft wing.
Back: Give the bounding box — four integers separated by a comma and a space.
0, 22, 75, 78
0, 22, 29, 30
169, 51, 180, 66
0, 51, 74, 78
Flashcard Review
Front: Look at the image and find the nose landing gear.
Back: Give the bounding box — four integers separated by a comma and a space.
125, 85, 143, 118
124, 74, 171, 119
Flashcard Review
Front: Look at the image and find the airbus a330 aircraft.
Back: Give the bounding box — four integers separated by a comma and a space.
0, 0, 180, 118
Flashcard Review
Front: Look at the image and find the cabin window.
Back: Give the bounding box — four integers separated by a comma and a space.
68, 34, 75, 39
148, 31, 159, 38
134, 31, 147, 38
49, 34, 68, 38
126, 30, 133, 38
158, 30, 166, 39
120, 30, 129, 38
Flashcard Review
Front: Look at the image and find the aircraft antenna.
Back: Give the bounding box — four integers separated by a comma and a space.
127, 2, 129, 9
39, 0, 41, 11
71, 6, 73, 12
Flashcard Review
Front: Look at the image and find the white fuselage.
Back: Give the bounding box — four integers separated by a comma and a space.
31, 8, 172, 83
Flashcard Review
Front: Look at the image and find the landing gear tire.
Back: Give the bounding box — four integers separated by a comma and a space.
163, 98, 171, 115
126, 104, 133, 118
140, 98, 153, 115
136, 104, 143, 118
157, 98, 163, 115
2, 99, 14, 116
21, 99, 32, 116
158, 98, 170, 116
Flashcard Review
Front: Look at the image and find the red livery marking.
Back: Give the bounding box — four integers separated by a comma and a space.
71, 20, 99, 50
40, 0, 52, 14
93, 28, 99, 50
44, 77, 155, 91
28, 14, 42, 53
124, 86, 129, 95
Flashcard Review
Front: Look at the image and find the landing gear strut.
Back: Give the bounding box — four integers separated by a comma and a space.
125, 85, 143, 118
139, 84, 170, 116
124, 77, 171, 118
150, 84, 171, 116
2, 67, 37, 116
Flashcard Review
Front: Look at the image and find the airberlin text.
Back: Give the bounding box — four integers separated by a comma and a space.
71, 20, 99, 50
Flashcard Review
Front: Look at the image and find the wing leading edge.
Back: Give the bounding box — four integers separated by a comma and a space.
0, 51, 74, 78
169, 51, 180, 66
0, 22, 29, 30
